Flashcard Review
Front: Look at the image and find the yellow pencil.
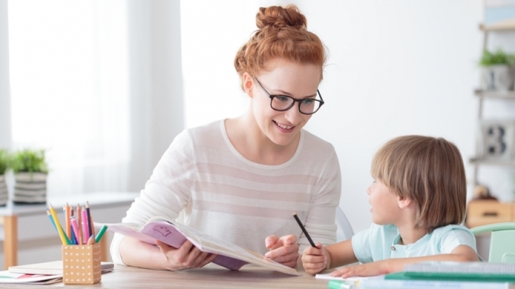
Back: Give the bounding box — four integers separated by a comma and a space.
65, 203, 71, 241
49, 203, 71, 245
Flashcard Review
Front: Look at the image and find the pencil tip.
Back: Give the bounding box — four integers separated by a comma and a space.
292, 212, 297, 216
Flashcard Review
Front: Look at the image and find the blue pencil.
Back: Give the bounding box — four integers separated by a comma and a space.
46, 210, 57, 231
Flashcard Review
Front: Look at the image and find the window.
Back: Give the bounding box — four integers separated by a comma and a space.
8, 0, 130, 195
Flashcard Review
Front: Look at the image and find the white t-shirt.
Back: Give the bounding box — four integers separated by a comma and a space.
111, 120, 341, 265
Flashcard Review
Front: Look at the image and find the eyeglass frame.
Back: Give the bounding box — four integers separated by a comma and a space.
254, 77, 325, 115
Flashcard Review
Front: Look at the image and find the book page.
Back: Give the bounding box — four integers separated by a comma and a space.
0, 271, 62, 284
315, 271, 381, 282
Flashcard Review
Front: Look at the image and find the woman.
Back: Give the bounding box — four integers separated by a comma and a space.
111, 4, 341, 270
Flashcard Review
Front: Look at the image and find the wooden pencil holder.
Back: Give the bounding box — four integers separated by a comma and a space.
62, 243, 101, 285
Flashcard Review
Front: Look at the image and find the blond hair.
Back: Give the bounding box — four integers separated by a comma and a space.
371, 135, 466, 232
234, 5, 325, 87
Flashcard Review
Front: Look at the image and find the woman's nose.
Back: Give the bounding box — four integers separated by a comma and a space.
284, 105, 303, 124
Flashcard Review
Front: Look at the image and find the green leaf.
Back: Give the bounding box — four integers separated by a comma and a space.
480, 48, 515, 66
10, 149, 48, 174
0, 149, 9, 175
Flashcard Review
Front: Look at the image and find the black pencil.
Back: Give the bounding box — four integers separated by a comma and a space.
292, 212, 316, 248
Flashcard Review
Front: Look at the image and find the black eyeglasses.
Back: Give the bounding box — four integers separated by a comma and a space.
254, 78, 324, 115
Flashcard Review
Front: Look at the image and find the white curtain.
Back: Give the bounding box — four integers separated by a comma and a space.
0, 0, 11, 149
8, 0, 130, 195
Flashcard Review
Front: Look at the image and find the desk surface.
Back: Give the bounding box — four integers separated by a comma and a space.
48, 264, 329, 288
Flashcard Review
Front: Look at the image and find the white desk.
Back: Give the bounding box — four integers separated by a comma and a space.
0, 192, 139, 269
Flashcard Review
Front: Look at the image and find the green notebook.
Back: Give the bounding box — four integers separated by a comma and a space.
386, 271, 515, 283
386, 262, 515, 283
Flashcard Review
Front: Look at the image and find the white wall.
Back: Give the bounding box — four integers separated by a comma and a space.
0, 0, 11, 149
126, 0, 185, 192
181, 1, 500, 233
300, 1, 486, 232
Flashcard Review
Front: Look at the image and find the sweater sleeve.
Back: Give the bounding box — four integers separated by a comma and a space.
110, 130, 197, 264
299, 147, 341, 253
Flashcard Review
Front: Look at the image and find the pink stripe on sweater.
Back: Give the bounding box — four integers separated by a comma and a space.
193, 200, 300, 219
196, 163, 320, 185
196, 181, 311, 202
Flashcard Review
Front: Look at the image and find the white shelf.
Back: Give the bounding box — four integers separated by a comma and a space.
480, 18, 515, 31
471, 17, 515, 185
470, 157, 515, 167
475, 90, 515, 99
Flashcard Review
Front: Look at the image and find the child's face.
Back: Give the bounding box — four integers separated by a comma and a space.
367, 179, 402, 225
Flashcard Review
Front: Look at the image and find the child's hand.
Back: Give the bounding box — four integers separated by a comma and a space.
330, 260, 389, 278
301, 243, 330, 275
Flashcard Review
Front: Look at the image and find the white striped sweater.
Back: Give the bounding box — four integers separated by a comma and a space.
111, 120, 341, 265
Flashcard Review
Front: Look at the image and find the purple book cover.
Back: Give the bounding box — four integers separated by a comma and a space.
107, 221, 247, 271
139, 221, 248, 270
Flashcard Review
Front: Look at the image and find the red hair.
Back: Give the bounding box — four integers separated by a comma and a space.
234, 5, 326, 88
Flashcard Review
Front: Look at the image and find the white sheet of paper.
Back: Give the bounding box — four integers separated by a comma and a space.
315, 272, 366, 281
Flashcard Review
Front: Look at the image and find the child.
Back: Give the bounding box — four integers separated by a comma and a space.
301, 135, 479, 277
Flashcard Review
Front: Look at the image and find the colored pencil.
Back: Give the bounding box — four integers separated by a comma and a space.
46, 210, 57, 231
82, 206, 89, 240
48, 204, 71, 245
95, 225, 108, 243
70, 217, 81, 245
64, 203, 70, 241
86, 202, 94, 238
76, 204, 82, 245
69, 207, 76, 244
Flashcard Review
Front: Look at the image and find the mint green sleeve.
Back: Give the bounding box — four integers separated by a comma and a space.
351, 225, 374, 263
438, 225, 477, 254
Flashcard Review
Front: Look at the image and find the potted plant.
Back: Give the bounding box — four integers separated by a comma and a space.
479, 48, 515, 91
0, 149, 9, 206
10, 149, 49, 204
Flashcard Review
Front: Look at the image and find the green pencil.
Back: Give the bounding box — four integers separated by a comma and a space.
95, 225, 108, 243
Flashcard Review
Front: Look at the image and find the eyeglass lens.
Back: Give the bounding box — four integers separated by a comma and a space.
271, 95, 322, 114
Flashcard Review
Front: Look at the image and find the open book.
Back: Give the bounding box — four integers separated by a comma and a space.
0, 271, 62, 285
100, 216, 300, 276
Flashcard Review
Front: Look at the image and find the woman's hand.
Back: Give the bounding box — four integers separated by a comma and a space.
155, 240, 217, 271
301, 243, 330, 275
264, 234, 299, 268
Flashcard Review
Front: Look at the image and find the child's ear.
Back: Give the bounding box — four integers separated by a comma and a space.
397, 195, 412, 209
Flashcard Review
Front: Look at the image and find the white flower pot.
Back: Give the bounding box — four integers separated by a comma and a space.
480, 65, 515, 91
0, 175, 7, 206
13, 172, 47, 204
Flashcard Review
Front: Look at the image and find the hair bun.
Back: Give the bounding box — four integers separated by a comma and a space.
256, 5, 307, 30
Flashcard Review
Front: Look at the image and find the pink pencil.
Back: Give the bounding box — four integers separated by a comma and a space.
70, 217, 81, 245
82, 206, 89, 240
